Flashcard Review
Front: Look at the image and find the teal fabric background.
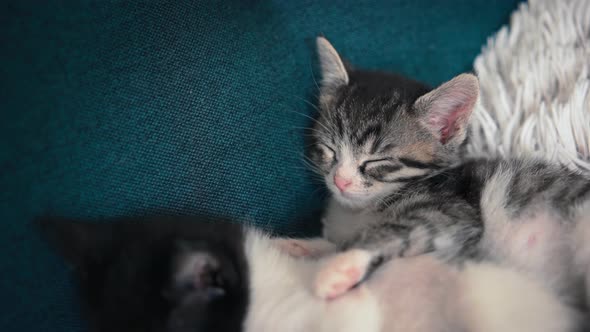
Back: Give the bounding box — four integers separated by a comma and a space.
0, 1, 518, 330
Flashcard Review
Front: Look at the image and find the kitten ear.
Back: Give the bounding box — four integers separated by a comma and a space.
36, 218, 116, 269
316, 36, 349, 90
414, 74, 479, 146
165, 242, 230, 304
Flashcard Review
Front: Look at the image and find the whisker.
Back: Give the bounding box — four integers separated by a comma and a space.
270, 93, 337, 138
301, 162, 324, 177
280, 108, 335, 136
274, 91, 321, 112
290, 126, 325, 137
309, 59, 321, 91
298, 154, 326, 177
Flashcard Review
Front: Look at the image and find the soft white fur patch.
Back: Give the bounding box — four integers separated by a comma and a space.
477, 164, 573, 294
242, 230, 382, 332
467, 0, 590, 171
242, 231, 579, 332
459, 263, 578, 332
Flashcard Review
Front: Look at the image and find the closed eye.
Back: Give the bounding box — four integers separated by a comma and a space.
360, 158, 401, 174
398, 158, 441, 170
317, 143, 337, 162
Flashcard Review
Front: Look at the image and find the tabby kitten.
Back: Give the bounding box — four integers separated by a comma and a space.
306, 37, 590, 306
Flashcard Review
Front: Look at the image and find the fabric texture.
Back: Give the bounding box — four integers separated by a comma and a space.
467, 0, 590, 171
0, 1, 518, 330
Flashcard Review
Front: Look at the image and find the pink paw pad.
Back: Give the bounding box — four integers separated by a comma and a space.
314, 249, 372, 300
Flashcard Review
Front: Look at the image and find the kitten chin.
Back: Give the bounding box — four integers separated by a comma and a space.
331, 190, 375, 209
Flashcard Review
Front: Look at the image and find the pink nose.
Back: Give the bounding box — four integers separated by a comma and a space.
334, 174, 352, 192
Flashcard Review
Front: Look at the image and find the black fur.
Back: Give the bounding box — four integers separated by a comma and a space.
36, 216, 249, 332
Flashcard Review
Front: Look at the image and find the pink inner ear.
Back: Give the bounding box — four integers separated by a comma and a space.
428, 102, 469, 144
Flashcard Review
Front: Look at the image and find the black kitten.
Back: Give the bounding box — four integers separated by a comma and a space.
37, 216, 249, 332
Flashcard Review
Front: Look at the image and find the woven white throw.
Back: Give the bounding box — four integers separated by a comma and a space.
467, 0, 590, 171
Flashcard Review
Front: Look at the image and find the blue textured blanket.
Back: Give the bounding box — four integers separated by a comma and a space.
0, 1, 518, 330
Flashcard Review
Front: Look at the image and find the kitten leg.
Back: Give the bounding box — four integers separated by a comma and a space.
314, 249, 373, 300
272, 237, 337, 258
347, 217, 480, 262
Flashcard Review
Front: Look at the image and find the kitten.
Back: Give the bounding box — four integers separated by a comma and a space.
38, 216, 582, 332
306, 37, 590, 306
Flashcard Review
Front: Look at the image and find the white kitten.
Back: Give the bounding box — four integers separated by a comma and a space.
246, 234, 582, 332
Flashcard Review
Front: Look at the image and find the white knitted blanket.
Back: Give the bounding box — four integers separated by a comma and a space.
467, 0, 590, 171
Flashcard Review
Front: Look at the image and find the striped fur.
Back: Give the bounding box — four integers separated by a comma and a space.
311, 37, 590, 307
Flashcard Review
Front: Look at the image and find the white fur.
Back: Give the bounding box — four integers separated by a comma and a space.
467, 0, 590, 171
242, 231, 381, 332
242, 230, 579, 332
459, 263, 578, 332
477, 164, 575, 296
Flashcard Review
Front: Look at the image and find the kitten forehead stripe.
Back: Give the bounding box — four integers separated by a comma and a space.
356, 124, 382, 147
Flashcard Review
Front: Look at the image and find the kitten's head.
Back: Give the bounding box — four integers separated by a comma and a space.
37, 216, 249, 332
309, 37, 479, 208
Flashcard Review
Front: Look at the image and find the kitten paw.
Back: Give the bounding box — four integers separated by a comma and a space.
314, 249, 372, 300
273, 239, 314, 257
